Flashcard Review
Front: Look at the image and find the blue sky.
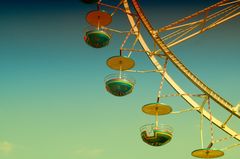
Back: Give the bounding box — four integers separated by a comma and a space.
0, 0, 239, 159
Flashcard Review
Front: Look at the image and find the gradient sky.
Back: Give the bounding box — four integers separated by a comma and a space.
0, 0, 239, 159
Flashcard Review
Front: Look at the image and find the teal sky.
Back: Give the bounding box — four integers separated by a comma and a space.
0, 0, 239, 159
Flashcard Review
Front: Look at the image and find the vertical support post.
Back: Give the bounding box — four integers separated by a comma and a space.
97, 16, 100, 30
155, 107, 159, 128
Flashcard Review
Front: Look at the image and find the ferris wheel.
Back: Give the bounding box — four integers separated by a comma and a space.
82, 0, 240, 158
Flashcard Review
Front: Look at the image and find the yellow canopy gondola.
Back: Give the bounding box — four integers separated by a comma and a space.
84, 10, 112, 48
140, 103, 173, 146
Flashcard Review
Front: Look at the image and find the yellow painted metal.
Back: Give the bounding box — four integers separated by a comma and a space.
192, 149, 224, 158
86, 10, 112, 27
142, 103, 172, 115
106, 56, 135, 70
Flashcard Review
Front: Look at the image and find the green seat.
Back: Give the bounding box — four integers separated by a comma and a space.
141, 129, 172, 146
84, 30, 110, 48
105, 78, 134, 97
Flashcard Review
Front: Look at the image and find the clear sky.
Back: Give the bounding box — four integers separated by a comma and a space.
0, 0, 239, 159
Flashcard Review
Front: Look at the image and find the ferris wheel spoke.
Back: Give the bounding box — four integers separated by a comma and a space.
222, 114, 234, 128
99, 1, 137, 17
156, 2, 240, 50
220, 0, 240, 6
157, 0, 237, 32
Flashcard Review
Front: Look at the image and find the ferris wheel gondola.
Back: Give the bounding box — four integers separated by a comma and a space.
105, 55, 135, 96
84, 7, 112, 48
